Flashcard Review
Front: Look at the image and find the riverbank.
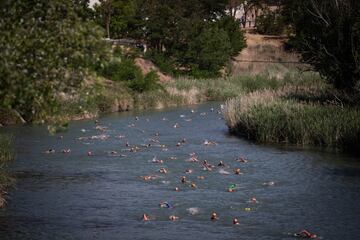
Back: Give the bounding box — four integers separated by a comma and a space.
0, 134, 13, 208
223, 83, 360, 150
47, 67, 316, 125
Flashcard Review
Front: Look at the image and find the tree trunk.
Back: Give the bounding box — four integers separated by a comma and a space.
106, 16, 110, 39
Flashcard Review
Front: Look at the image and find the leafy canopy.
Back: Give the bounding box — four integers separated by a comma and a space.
0, 0, 110, 121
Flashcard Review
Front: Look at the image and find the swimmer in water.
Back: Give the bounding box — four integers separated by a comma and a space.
204, 160, 214, 167
159, 168, 167, 174
236, 156, 248, 163
62, 149, 71, 153
187, 156, 198, 162
152, 157, 164, 164
202, 160, 213, 171
87, 151, 93, 156
250, 197, 258, 203
142, 214, 150, 221
294, 230, 317, 239
233, 218, 240, 225
203, 140, 217, 146
159, 201, 171, 208
211, 212, 219, 221
169, 215, 179, 221
174, 187, 179, 191
141, 175, 158, 181
191, 182, 197, 188
185, 169, 193, 174
45, 148, 55, 154
263, 181, 275, 186
181, 176, 187, 183
235, 168, 241, 175
218, 161, 225, 167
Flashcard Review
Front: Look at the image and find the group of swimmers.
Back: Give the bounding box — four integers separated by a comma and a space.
138, 131, 258, 226
46, 107, 317, 238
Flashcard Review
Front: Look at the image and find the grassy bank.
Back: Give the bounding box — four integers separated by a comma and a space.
224, 85, 360, 150
165, 69, 320, 102
45, 68, 321, 126
0, 134, 13, 208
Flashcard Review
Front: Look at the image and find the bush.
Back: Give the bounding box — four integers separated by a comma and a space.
129, 70, 163, 93
145, 51, 178, 76
102, 58, 142, 82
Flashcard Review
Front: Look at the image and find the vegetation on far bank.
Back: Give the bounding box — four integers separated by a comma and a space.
1, 0, 360, 153
224, 84, 360, 150
0, 134, 13, 208
222, 0, 360, 151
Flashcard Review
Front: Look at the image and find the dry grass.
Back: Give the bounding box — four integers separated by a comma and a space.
231, 33, 304, 77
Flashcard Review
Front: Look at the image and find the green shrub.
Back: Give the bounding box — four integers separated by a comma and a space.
102, 59, 142, 82
145, 51, 177, 76
129, 70, 163, 93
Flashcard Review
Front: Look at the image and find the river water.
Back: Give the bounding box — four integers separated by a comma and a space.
1, 103, 360, 240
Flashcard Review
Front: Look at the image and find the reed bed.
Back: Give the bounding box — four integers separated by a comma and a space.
224, 87, 360, 149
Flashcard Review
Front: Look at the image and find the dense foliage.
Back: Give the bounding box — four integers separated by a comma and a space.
256, 8, 285, 35
283, 0, 360, 91
102, 47, 162, 93
139, 1, 246, 77
0, 0, 110, 122
94, 0, 246, 77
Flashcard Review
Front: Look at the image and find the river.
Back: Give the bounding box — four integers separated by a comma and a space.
1, 103, 360, 240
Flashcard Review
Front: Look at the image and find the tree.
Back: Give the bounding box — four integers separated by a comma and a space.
0, 0, 110, 121
94, 0, 113, 38
186, 24, 232, 77
218, 16, 247, 56
137, 0, 245, 77
94, 0, 139, 39
283, 0, 360, 91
